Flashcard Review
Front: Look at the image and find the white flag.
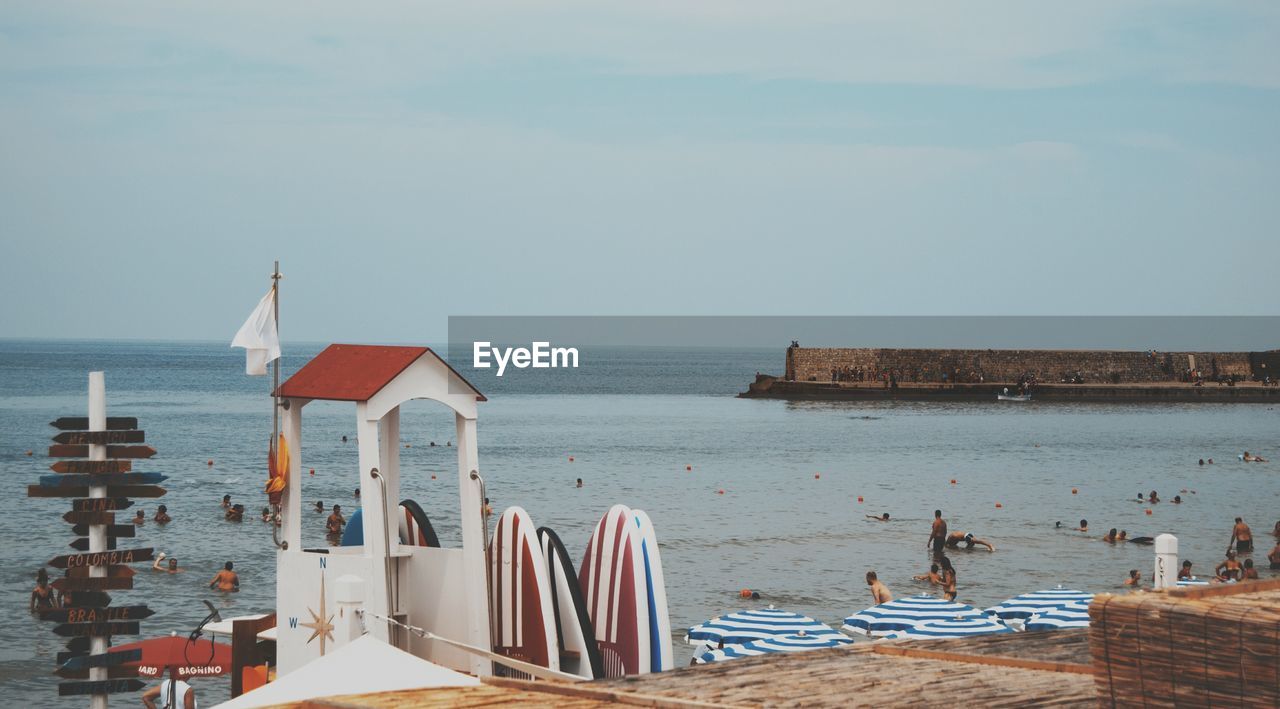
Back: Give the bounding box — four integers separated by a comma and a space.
231, 288, 280, 375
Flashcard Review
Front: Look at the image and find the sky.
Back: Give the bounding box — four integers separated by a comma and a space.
1, 1, 1278, 343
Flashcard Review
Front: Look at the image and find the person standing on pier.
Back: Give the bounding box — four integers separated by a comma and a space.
928, 510, 948, 558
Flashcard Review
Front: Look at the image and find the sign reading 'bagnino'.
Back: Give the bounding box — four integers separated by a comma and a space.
472, 341, 579, 376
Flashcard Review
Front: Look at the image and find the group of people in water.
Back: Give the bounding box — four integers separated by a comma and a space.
862, 509, 994, 606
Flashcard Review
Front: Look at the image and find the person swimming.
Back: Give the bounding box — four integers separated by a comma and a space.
152, 553, 181, 574
1124, 569, 1141, 586
1242, 558, 1258, 580
225, 504, 244, 522
154, 504, 171, 523
1074, 519, 1089, 532
1172, 495, 1182, 504
314, 501, 324, 513
866, 513, 890, 522
1148, 490, 1159, 503
209, 561, 240, 592
913, 563, 943, 586
866, 571, 893, 605
1103, 528, 1119, 543
326, 505, 346, 535
576, 478, 583, 488
1178, 560, 1193, 580
945, 531, 994, 551
30, 569, 57, 612
261, 506, 272, 523
221, 494, 232, 509
133, 509, 145, 525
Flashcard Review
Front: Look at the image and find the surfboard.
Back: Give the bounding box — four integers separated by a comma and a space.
537, 527, 604, 679
489, 507, 559, 677
340, 509, 363, 546
398, 499, 440, 547
579, 504, 650, 677
632, 510, 673, 672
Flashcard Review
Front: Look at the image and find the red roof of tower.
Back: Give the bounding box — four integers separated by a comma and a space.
275, 344, 485, 402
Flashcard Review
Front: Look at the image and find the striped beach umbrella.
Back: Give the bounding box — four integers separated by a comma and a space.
881, 617, 1014, 640
1024, 601, 1091, 631
842, 594, 986, 637
686, 607, 846, 646
695, 632, 852, 664
986, 585, 1094, 621
1176, 577, 1211, 587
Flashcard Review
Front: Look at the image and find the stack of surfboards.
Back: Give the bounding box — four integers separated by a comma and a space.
488, 503, 673, 680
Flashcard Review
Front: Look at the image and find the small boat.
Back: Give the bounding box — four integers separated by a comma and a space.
997, 390, 1032, 402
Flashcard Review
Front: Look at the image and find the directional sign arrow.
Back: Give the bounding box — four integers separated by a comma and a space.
65, 565, 137, 579
53, 430, 146, 445
50, 417, 138, 431
58, 648, 142, 671
65, 637, 94, 652
51, 460, 132, 474
62, 511, 115, 526
48, 548, 154, 569
42, 605, 152, 623
55, 665, 140, 680
71, 498, 133, 512
70, 538, 118, 552
60, 591, 112, 609
58, 678, 145, 696
51, 576, 134, 592
52, 621, 141, 638
107, 485, 167, 498
29, 485, 89, 498
42, 473, 167, 487
71, 523, 135, 537
48, 445, 157, 459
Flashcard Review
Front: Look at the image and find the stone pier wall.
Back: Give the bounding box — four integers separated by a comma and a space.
786, 348, 1261, 384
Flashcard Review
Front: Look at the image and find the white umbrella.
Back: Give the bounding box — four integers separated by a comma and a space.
695, 632, 852, 664
843, 594, 985, 637
881, 617, 1014, 640
217, 635, 478, 708
986, 586, 1093, 621
686, 607, 846, 646
1024, 601, 1090, 631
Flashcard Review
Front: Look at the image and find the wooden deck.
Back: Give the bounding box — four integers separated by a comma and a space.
294, 631, 1098, 708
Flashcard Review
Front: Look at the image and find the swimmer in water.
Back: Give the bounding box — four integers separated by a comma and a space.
1172, 495, 1182, 504
225, 504, 244, 522
1216, 550, 1242, 581
1178, 560, 1193, 580
31, 569, 57, 612
484, 498, 492, 517
314, 501, 324, 513
576, 478, 583, 488
221, 494, 232, 509
866, 571, 893, 605
154, 504, 171, 523
152, 553, 182, 573
261, 506, 272, 523
133, 509, 145, 526
354, 488, 360, 499
866, 513, 890, 522
1136, 493, 1145, 503
326, 505, 346, 535
1242, 558, 1258, 580
945, 531, 994, 551
1103, 528, 1120, 543
209, 561, 240, 592
1074, 519, 1089, 533
1124, 569, 1141, 586
1118, 530, 1128, 541
913, 563, 943, 586
1149, 490, 1159, 503
938, 556, 957, 601
1230, 517, 1253, 553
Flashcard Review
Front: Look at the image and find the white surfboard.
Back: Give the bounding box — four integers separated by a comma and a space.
538, 526, 604, 679
579, 504, 650, 677
489, 507, 559, 676
632, 509, 674, 672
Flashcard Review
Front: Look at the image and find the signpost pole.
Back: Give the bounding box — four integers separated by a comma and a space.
87, 372, 108, 709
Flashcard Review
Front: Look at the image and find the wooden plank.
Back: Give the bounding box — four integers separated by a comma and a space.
62, 511, 115, 525
51, 576, 134, 592
71, 523, 135, 536
71, 498, 133, 512
41, 605, 152, 623
51, 460, 132, 474
69, 537, 117, 551
60, 591, 112, 608
42, 472, 167, 487
65, 565, 137, 579
29, 484, 89, 498
65, 636, 92, 652
55, 665, 140, 680
48, 548, 154, 569
47, 445, 156, 459
53, 430, 146, 445
53, 621, 141, 637
58, 648, 142, 670
50, 417, 138, 431
870, 644, 1094, 675
58, 678, 145, 696
107, 485, 166, 498
57, 650, 88, 665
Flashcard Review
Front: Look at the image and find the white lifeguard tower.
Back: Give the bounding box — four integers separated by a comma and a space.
272, 344, 491, 676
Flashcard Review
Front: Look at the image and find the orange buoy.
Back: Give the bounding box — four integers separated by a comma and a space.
717, 489, 725, 495
431, 474, 437, 480
739, 588, 752, 598
950, 479, 957, 484
1071, 488, 1078, 494
995, 502, 1003, 508
857, 496, 864, 503
686, 465, 692, 471
26, 450, 33, 456
310, 468, 316, 476
405, 443, 411, 448
814, 473, 820, 479
207, 459, 213, 466
1145, 509, 1153, 515
569, 456, 574, 462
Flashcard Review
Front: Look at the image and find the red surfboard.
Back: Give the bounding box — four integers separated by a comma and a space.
489, 507, 559, 677
579, 504, 650, 677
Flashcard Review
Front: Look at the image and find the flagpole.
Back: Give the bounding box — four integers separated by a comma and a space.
271, 261, 285, 550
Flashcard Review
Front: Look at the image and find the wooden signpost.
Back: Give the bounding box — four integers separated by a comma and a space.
27, 375, 165, 706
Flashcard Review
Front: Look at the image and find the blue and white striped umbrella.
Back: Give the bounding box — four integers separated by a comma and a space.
1024, 601, 1091, 631
695, 632, 852, 664
1176, 577, 1210, 587
686, 607, 846, 646
881, 617, 1014, 640
842, 594, 986, 636
986, 586, 1093, 621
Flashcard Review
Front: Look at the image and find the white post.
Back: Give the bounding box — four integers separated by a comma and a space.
333, 575, 367, 644
455, 413, 491, 677
87, 372, 107, 709
355, 406, 390, 642
1154, 533, 1178, 590
281, 400, 304, 551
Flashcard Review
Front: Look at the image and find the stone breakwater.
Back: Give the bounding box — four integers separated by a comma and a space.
738, 347, 1280, 402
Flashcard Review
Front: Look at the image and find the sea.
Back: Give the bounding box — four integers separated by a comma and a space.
2, 339, 1278, 706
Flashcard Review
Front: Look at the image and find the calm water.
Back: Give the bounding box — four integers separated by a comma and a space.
2, 340, 1278, 706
